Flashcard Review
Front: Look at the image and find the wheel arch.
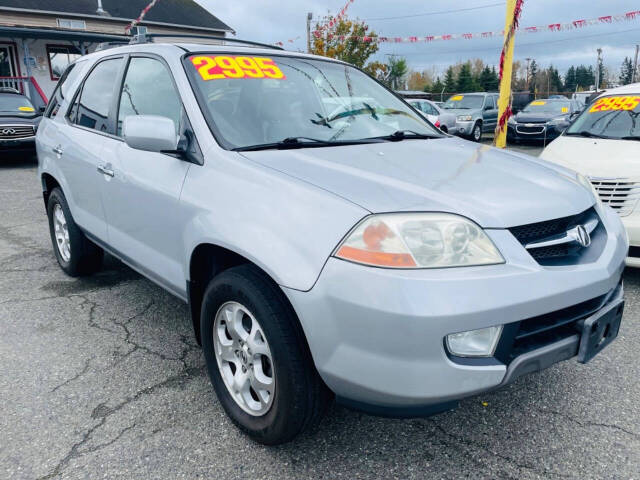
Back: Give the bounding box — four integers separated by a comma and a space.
41, 172, 61, 210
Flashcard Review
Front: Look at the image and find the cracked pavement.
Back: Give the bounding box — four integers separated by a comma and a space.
1, 154, 639, 480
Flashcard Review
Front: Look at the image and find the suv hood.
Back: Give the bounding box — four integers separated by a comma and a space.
241, 137, 592, 228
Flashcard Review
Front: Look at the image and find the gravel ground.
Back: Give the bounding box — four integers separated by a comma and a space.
1, 151, 638, 480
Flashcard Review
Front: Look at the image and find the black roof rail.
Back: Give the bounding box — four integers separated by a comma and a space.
130, 32, 283, 51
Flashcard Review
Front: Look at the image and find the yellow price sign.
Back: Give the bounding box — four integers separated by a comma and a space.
531, 101, 546, 106
561, 107, 568, 113
190, 55, 286, 81
589, 96, 640, 113
450, 95, 463, 101
18, 106, 35, 112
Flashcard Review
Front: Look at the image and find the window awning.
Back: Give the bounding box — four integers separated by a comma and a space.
0, 25, 128, 43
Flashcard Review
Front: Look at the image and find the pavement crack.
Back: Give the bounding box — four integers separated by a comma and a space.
424, 420, 572, 479
534, 407, 639, 438
50, 356, 94, 393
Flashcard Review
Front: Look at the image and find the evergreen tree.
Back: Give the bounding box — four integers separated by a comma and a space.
528, 59, 538, 93
478, 66, 495, 91
488, 66, 499, 91
456, 62, 475, 92
548, 66, 563, 93
430, 77, 444, 97
564, 66, 577, 92
443, 66, 456, 94
620, 57, 634, 85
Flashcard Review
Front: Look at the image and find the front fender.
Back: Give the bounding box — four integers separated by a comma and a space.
181, 150, 368, 291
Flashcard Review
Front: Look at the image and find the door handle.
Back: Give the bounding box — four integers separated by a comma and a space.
52, 146, 63, 155
97, 165, 114, 177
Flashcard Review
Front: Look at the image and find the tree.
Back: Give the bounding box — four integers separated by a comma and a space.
479, 65, 499, 91
385, 56, 408, 90
443, 66, 456, 94
528, 59, 538, 93
456, 62, 476, 92
310, 16, 378, 69
620, 57, 634, 85
407, 70, 434, 91
548, 65, 563, 94
564, 66, 577, 92
430, 77, 444, 98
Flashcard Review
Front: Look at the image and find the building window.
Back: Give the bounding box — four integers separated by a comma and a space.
47, 45, 82, 81
56, 18, 87, 30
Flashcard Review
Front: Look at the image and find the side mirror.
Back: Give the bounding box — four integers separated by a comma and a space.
123, 115, 177, 153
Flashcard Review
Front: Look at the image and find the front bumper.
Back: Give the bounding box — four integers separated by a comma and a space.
452, 120, 475, 136
0, 136, 36, 153
283, 206, 627, 412
507, 124, 565, 142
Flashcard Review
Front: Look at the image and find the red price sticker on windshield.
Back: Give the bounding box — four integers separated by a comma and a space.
190, 56, 286, 80
589, 96, 640, 113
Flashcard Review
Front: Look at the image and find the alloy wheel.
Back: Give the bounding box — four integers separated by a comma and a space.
213, 301, 276, 416
53, 203, 71, 262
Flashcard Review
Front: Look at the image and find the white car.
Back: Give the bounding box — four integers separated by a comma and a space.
407, 99, 457, 134
541, 83, 640, 266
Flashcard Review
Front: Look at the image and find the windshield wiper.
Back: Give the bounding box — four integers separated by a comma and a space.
368, 130, 440, 142
620, 136, 640, 142
232, 136, 384, 152
564, 130, 611, 139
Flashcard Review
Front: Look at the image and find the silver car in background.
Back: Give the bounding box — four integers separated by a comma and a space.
37, 40, 627, 445
407, 98, 457, 134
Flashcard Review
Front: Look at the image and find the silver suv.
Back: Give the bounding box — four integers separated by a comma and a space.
441, 92, 500, 142
37, 39, 627, 444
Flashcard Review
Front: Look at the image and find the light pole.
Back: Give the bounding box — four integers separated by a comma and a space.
633, 45, 639, 83
306, 13, 313, 53
595, 48, 602, 91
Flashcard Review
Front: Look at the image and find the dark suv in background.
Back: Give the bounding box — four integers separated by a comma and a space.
0, 87, 42, 158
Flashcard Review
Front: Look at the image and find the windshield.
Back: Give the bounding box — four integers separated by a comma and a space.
443, 95, 484, 110
566, 95, 640, 140
522, 100, 570, 114
0, 94, 36, 115
186, 54, 440, 150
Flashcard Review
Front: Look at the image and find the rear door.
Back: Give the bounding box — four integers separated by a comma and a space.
482, 95, 498, 132
46, 56, 125, 241
99, 54, 192, 296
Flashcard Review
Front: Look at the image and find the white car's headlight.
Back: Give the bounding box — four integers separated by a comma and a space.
576, 173, 603, 209
457, 115, 473, 122
334, 213, 504, 269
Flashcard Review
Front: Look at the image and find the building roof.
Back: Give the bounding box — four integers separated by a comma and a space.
0, 0, 233, 32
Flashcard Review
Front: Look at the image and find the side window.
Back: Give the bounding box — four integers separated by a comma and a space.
424, 103, 438, 115
117, 57, 182, 137
69, 58, 122, 133
45, 62, 85, 119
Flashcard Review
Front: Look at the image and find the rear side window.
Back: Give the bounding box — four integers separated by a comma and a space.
116, 57, 182, 136
69, 58, 122, 133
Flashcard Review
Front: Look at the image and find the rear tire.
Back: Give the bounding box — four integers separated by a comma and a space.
200, 264, 331, 445
47, 187, 103, 276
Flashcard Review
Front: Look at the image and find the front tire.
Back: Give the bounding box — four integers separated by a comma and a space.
471, 122, 483, 142
47, 187, 103, 276
200, 264, 331, 445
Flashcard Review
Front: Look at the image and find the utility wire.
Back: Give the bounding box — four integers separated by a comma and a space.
313, 2, 505, 24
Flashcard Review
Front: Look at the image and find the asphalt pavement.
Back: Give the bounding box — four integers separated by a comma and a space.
1, 149, 639, 480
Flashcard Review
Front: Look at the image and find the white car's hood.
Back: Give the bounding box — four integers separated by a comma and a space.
541, 135, 640, 179
241, 137, 593, 228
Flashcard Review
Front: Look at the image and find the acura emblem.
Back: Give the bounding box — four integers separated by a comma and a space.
570, 225, 591, 247
1, 128, 16, 135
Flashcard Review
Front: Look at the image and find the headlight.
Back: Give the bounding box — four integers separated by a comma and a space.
577, 173, 603, 209
446, 325, 503, 357
508, 116, 516, 125
334, 213, 504, 269
457, 115, 473, 122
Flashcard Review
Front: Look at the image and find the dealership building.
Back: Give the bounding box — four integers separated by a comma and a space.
0, 0, 233, 109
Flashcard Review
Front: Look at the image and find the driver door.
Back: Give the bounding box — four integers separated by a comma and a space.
483, 95, 498, 132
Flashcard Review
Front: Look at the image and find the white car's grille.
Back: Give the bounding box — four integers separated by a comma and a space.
0, 124, 35, 140
589, 178, 640, 217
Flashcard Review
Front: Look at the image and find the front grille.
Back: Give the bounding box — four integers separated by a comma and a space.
509, 208, 604, 266
0, 124, 34, 140
589, 178, 639, 217
516, 124, 546, 134
494, 281, 622, 364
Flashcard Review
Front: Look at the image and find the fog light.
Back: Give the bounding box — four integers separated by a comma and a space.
446, 325, 503, 357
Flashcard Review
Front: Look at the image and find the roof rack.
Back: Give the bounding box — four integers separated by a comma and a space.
129, 29, 283, 51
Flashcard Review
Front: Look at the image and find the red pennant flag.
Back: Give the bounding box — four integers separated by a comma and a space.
598, 16, 612, 23
573, 19, 586, 28
409, 36, 418, 42
548, 23, 561, 31
442, 34, 452, 41
462, 33, 473, 39
525, 26, 537, 32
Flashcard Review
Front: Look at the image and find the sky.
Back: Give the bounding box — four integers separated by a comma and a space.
196, 0, 640, 78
